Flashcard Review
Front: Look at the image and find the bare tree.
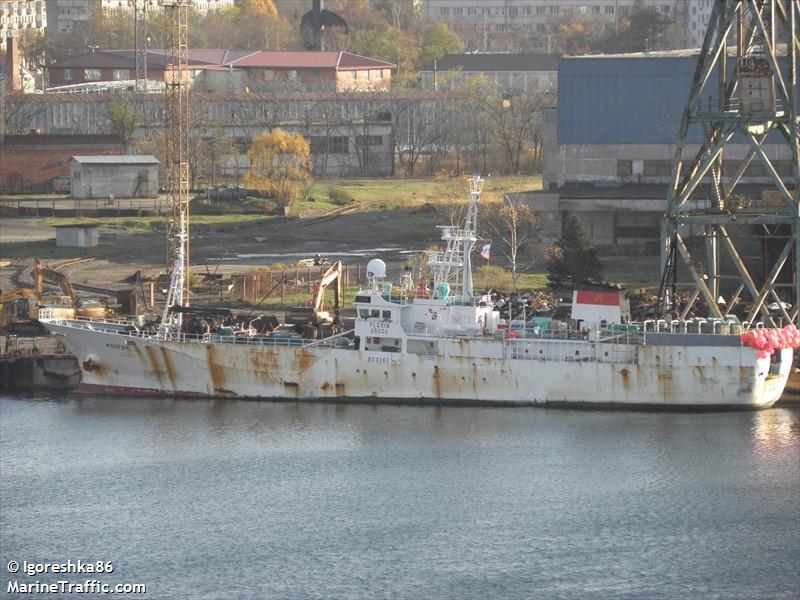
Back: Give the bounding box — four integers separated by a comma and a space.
482, 193, 542, 292
3, 92, 46, 135
490, 91, 552, 175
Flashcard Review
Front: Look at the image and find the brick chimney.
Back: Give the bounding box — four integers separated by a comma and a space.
6, 37, 22, 91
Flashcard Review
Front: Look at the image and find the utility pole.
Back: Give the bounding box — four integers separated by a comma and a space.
134, 0, 148, 91
660, 0, 799, 328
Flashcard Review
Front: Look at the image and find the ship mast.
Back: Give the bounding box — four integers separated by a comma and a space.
428, 175, 483, 302
159, 0, 190, 336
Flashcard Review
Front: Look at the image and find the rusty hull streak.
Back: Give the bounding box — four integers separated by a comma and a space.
160, 346, 178, 391
296, 349, 317, 374
620, 367, 631, 392
206, 345, 235, 396
249, 347, 279, 386
335, 382, 345, 397
144, 345, 166, 390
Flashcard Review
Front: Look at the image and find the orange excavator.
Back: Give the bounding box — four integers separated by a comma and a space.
285, 260, 343, 330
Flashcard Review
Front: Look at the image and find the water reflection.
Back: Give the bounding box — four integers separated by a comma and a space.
751, 408, 800, 456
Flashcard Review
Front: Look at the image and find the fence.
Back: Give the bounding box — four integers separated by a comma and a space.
0, 197, 164, 218
230, 264, 363, 305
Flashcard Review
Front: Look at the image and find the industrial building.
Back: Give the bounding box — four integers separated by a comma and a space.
0, 134, 123, 194
70, 155, 159, 199
533, 52, 792, 253
419, 53, 558, 93
54, 223, 98, 247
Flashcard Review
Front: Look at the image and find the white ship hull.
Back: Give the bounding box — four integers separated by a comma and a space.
44, 320, 791, 409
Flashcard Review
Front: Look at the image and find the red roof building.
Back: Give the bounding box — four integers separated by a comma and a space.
47, 50, 396, 92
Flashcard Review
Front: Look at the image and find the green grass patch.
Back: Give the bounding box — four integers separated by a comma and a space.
303, 175, 540, 211
473, 264, 549, 293
42, 213, 275, 234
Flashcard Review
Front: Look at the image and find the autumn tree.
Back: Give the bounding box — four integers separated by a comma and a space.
546, 213, 604, 290
244, 129, 312, 215
420, 23, 463, 68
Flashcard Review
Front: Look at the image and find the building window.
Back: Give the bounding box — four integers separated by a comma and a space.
605, 5, 615, 14
356, 135, 382, 147
84, 68, 101, 80
63, 68, 73, 80
536, 6, 545, 15
592, 6, 600, 15
661, 4, 670, 13
112, 69, 130, 80
617, 160, 633, 177
454, 7, 462, 15
467, 7, 476, 16
310, 136, 349, 155
536, 23, 546, 32
287, 69, 298, 81
440, 7, 448, 15
375, 69, 382, 80
550, 6, 559, 15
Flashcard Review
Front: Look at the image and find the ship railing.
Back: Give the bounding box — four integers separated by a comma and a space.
640, 318, 744, 336
502, 338, 637, 364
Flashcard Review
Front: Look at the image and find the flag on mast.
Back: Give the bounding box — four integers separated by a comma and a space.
480, 243, 491, 260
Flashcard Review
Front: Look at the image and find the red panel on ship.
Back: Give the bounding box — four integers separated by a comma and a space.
575, 290, 619, 306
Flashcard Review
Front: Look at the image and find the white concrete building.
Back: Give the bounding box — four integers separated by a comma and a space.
45, 0, 233, 36
70, 155, 159, 199
54, 223, 99, 247
0, 1, 47, 38
421, 0, 705, 52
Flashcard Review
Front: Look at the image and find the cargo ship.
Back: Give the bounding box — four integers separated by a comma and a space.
40, 177, 794, 408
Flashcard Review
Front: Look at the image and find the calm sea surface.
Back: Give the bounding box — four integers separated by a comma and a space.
1, 395, 798, 600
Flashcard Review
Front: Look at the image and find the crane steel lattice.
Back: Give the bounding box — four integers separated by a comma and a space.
134, 0, 148, 91
160, 0, 190, 333
660, 0, 799, 327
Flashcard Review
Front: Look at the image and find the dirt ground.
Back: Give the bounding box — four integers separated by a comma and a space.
0, 208, 441, 296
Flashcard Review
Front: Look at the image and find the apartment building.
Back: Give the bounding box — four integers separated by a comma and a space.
421, 0, 712, 52
0, 1, 47, 38
45, 0, 233, 35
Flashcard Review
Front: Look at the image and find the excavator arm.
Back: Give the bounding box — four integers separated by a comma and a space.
312, 260, 343, 315
34, 259, 76, 301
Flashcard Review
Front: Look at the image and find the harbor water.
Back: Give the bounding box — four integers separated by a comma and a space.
1, 395, 798, 599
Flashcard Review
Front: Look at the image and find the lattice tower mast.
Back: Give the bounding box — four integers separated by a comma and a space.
134, 0, 148, 91
160, 0, 190, 334
660, 0, 799, 328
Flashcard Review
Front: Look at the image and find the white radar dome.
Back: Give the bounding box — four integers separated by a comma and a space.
366, 258, 387, 279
